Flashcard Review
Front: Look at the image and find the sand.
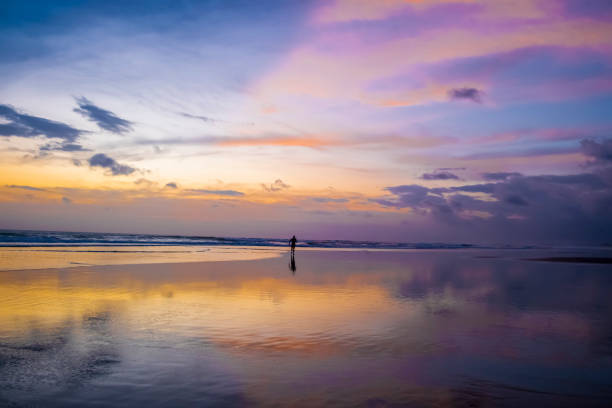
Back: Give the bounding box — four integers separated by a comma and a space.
1, 248, 611, 407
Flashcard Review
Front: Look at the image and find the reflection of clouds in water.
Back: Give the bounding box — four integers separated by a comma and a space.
0, 312, 119, 405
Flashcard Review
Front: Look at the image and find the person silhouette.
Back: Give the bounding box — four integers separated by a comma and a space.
289, 235, 297, 253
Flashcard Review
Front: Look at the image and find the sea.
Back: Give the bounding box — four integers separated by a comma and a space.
0, 229, 527, 249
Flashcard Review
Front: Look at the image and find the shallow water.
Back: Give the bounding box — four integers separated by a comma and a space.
1, 249, 611, 407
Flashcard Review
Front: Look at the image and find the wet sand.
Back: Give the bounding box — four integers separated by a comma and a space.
1, 249, 611, 407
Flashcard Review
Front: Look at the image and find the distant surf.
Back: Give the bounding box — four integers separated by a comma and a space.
0, 229, 490, 249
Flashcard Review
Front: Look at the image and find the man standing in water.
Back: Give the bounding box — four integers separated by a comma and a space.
289, 235, 297, 253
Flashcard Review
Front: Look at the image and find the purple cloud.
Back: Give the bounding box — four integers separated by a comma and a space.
373, 138, 612, 244
420, 171, 459, 180
581, 139, 612, 166
448, 87, 483, 103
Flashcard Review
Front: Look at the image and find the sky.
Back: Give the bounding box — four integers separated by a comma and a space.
1, 0, 612, 245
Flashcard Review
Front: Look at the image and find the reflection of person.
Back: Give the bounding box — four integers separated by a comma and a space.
289, 235, 297, 253
289, 253, 296, 274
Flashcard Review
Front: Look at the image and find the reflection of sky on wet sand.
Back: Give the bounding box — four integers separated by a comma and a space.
0, 245, 283, 271
1, 250, 612, 407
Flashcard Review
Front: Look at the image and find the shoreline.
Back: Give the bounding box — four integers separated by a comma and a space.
525, 257, 612, 264
1, 245, 611, 272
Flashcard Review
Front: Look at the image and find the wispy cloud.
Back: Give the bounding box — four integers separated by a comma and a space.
5, 184, 46, 192
135, 133, 453, 150
180, 112, 254, 126
482, 172, 523, 180
312, 197, 349, 203
262, 179, 290, 192
74, 97, 132, 134
185, 189, 244, 197
40, 142, 89, 152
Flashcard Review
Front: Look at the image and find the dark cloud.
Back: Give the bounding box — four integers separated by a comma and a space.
185, 189, 244, 197
62, 196, 72, 204
0, 104, 83, 141
482, 172, 522, 180
5, 184, 45, 191
74, 97, 132, 134
420, 171, 459, 180
165, 182, 178, 189
88, 153, 135, 176
374, 140, 612, 244
448, 87, 483, 103
581, 139, 612, 166
504, 194, 528, 206
262, 179, 290, 192
374, 185, 450, 214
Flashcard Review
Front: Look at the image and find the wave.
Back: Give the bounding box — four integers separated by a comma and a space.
0, 229, 514, 250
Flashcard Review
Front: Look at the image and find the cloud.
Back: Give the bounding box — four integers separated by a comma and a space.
40, 142, 89, 152
180, 112, 254, 126
134, 178, 155, 187
581, 138, 612, 166
504, 194, 528, 206
88, 153, 136, 176
5, 184, 45, 191
74, 97, 132, 134
373, 141, 612, 243
448, 87, 483, 103
136, 135, 331, 148
165, 182, 178, 189
262, 179, 290, 192
135, 133, 453, 150
312, 197, 349, 203
0, 104, 83, 141
482, 172, 523, 180
62, 196, 72, 204
185, 189, 244, 197
420, 171, 459, 180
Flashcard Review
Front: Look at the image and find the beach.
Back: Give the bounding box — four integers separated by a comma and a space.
1, 247, 611, 407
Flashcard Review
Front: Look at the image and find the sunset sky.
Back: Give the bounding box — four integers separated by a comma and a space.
1, 0, 611, 244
